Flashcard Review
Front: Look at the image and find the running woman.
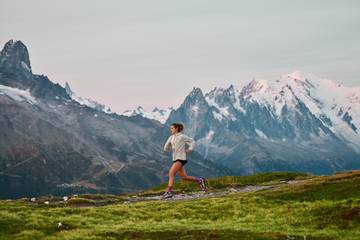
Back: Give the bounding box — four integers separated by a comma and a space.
162, 122, 206, 199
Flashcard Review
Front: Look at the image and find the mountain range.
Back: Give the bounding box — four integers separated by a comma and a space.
0, 39, 230, 199
124, 72, 360, 175
164, 71, 360, 174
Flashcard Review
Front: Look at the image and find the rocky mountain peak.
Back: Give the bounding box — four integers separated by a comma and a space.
0, 39, 32, 73
188, 87, 204, 98
205, 87, 225, 99
183, 87, 208, 107
226, 84, 235, 92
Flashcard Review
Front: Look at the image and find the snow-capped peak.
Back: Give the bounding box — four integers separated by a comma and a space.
64, 81, 112, 114
122, 106, 174, 124
204, 84, 242, 121
279, 70, 340, 91
205, 84, 238, 100
241, 71, 360, 151
205, 86, 226, 98
188, 87, 204, 100
241, 78, 271, 97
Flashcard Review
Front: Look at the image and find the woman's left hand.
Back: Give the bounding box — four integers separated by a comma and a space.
185, 149, 192, 153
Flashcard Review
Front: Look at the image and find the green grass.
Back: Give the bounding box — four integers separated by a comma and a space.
1, 171, 360, 239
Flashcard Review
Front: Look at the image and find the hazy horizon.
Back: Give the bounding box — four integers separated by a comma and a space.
1, 0, 359, 113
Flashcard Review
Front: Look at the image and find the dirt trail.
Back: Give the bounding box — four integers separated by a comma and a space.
23, 179, 309, 207
123, 179, 307, 204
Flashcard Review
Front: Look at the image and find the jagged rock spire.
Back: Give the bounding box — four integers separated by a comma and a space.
0, 39, 32, 73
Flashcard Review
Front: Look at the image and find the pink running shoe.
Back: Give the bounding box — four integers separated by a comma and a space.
199, 177, 207, 192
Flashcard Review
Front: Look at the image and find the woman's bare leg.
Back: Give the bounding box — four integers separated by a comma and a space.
177, 166, 200, 182
167, 161, 183, 191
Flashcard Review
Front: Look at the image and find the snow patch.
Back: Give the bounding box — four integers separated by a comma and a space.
20, 61, 31, 72
0, 84, 37, 105
255, 128, 268, 139
191, 105, 199, 113
212, 111, 224, 121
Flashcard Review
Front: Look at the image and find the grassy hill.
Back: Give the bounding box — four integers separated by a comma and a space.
1, 170, 360, 239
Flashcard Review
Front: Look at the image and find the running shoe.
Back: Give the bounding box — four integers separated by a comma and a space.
199, 177, 207, 192
161, 191, 173, 199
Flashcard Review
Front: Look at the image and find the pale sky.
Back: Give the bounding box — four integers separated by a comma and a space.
1, 0, 359, 113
